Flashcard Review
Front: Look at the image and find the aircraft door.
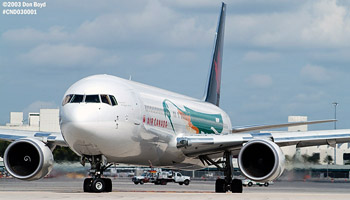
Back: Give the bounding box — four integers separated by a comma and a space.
129, 90, 142, 131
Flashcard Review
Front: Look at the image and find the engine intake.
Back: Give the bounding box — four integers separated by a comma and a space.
4, 138, 54, 181
238, 139, 285, 182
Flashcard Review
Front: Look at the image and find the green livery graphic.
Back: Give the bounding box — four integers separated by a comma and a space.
162, 99, 223, 134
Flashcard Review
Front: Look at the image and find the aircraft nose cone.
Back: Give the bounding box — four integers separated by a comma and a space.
59, 104, 100, 139
60, 105, 85, 140
60, 104, 87, 124
59, 104, 103, 155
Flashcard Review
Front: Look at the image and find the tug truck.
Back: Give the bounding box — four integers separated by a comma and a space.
132, 170, 190, 186
132, 170, 157, 185
153, 171, 191, 186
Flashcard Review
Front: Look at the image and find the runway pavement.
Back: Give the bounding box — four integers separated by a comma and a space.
0, 177, 350, 199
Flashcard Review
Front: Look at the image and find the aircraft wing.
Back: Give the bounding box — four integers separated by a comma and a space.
0, 129, 67, 147
176, 129, 350, 157
231, 119, 336, 133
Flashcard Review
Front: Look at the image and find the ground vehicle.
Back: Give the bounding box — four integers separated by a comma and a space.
242, 179, 273, 187
154, 171, 190, 185
132, 171, 157, 185
132, 170, 190, 185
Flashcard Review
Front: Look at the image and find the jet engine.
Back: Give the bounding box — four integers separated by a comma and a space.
4, 138, 54, 181
238, 139, 285, 182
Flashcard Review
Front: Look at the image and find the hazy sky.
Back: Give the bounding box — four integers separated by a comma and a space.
1, 0, 350, 130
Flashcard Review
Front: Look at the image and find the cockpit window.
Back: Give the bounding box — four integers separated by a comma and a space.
110, 95, 118, 106
85, 95, 100, 103
71, 95, 84, 103
63, 94, 117, 106
62, 94, 73, 106
101, 94, 111, 105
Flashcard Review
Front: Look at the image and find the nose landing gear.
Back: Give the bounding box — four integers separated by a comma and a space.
82, 155, 113, 193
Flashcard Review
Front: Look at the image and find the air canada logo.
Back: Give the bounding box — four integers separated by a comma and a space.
144, 116, 168, 128
162, 99, 223, 134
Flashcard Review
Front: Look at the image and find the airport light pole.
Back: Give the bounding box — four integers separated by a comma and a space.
333, 102, 338, 165
333, 102, 338, 129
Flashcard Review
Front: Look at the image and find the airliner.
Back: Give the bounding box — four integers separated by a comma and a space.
2, 2, 350, 193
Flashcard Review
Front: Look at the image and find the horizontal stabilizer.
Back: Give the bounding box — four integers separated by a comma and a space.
232, 119, 336, 133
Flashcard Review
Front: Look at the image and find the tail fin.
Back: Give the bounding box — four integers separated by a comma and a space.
204, 2, 226, 107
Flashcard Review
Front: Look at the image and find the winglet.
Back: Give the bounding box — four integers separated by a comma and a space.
204, 2, 226, 107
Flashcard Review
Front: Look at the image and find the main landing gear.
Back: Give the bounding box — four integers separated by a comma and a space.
82, 155, 113, 193
200, 151, 243, 193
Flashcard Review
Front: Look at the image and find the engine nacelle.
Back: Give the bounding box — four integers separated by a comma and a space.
238, 139, 285, 182
4, 138, 54, 181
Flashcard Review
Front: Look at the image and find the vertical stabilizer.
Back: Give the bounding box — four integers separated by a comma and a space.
204, 2, 226, 107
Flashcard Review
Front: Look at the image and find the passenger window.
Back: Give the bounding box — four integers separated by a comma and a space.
101, 94, 111, 105
109, 95, 118, 106
85, 95, 100, 103
62, 94, 73, 106
71, 95, 84, 103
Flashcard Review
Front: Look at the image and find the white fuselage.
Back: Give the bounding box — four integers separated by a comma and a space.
60, 74, 232, 169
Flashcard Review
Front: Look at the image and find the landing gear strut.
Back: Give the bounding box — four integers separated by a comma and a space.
200, 151, 243, 193
82, 155, 112, 193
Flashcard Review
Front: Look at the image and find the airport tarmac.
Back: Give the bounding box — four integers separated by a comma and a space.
0, 178, 350, 199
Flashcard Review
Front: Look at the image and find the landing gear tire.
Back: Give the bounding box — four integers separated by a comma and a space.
82, 155, 113, 193
104, 178, 112, 192
215, 179, 226, 193
92, 178, 106, 193
83, 178, 93, 192
231, 179, 243, 193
